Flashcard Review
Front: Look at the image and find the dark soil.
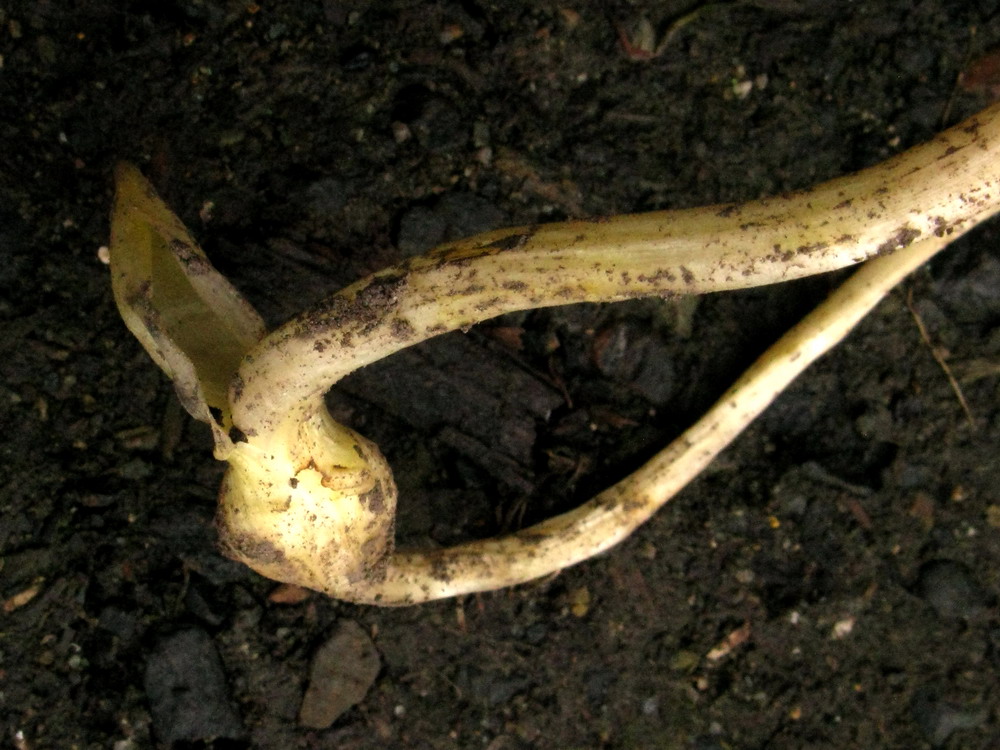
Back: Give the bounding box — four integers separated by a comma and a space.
4, 2, 1000, 748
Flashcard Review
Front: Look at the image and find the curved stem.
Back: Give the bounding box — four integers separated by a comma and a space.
232, 102, 1000, 438
333, 229, 954, 604
215, 103, 1000, 604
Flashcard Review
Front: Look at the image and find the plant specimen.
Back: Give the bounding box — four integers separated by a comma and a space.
109, 102, 1000, 604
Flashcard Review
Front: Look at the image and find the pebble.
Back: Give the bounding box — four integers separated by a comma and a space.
303, 177, 348, 219
409, 96, 465, 153
144, 628, 244, 744
914, 559, 992, 620
298, 620, 381, 729
117, 457, 152, 481
524, 622, 547, 645
911, 686, 988, 746
592, 320, 675, 405
454, 664, 532, 707
96, 606, 138, 644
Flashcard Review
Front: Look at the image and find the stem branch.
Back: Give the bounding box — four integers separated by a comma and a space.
327, 231, 954, 603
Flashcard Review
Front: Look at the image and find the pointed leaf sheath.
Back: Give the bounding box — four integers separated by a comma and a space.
109, 163, 266, 456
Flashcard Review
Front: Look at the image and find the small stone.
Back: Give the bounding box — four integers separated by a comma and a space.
525, 622, 547, 645
298, 620, 380, 729
439, 23, 464, 44
732, 79, 753, 99
303, 177, 347, 218
908, 492, 936, 531
144, 628, 244, 745
568, 586, 591, 617
97, 606, 138, 643
592, 320, 675, 405
915, 559, 991, 620
455, 665, 532, 707
670, 650, 699, 672
117, 457, 152, 480
36, 36, 57, 65
911, 686, 988, 746
391, 121, 411, 143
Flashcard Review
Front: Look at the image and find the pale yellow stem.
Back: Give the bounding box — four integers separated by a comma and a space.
232, 102, 1000, 440
212, 103, 1000, 604
325, 231, 953, 603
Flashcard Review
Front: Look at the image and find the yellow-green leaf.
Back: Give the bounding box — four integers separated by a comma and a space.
109, 162, 265, 455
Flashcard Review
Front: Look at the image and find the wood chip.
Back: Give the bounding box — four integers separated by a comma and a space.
3, 581, 43, 613
705, 622, 751, 662
267, 583, 312, 605
299, 620, 380, 729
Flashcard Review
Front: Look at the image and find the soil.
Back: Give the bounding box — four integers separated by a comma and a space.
3, 1, 1000, 748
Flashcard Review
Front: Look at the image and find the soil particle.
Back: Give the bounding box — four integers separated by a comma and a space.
144, 628, 245, 745
592, 319, 676, 405
454, 664, 533, 707
302, 176, 348, 219
96, 605, 140, 644
914, 559, 993, 620
911, 685, 990, 747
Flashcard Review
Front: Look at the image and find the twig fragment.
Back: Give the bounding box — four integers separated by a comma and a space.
905, 289, 976, 429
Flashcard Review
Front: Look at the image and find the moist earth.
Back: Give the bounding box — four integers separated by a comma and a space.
3, 2, 1000, 748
